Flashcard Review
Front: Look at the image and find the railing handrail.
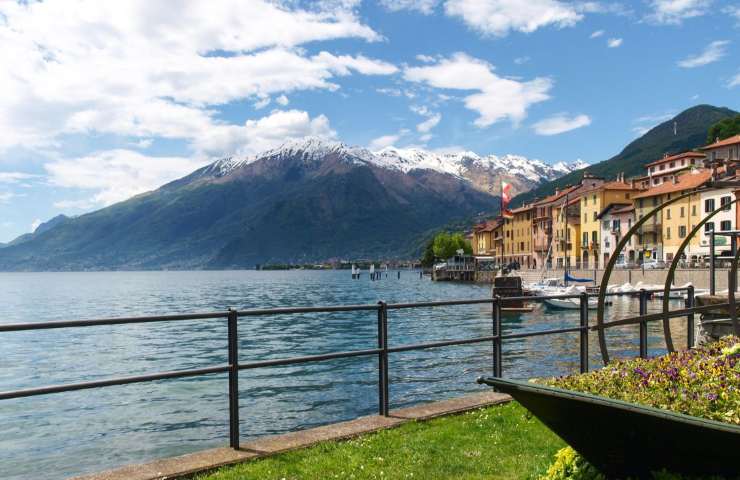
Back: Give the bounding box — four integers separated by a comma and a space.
0, 285, 710, 454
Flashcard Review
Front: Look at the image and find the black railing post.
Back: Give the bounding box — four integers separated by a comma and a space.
492, 296, 502, 377
579, 292, 589, 373
377, 301, 389, 416
686, 285, 695, 349
639, 289, 648, 358
227, 308, 240, 449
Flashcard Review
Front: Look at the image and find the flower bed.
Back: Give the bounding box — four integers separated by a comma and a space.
538, 336, 740, 479
545, 336, 740, 425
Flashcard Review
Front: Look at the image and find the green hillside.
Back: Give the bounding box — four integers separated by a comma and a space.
511, 104, 738, 207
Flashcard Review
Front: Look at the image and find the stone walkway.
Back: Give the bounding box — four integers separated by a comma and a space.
72, 391, 511, 480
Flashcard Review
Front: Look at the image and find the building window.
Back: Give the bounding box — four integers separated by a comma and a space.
652, 197, 658, 207
639, 199, 644, 208
591, 231, 597, 244
582, 232, 588, 245
721, 196, 731, 211
592, 194, 596, 204
681, 159, 685, 166
679, 225, 686, 238
584, 213, 587, 224
659, 164, 665, 171
625, 193, 630, 199
650, 166, 655, 173
705, 222, 715, 233
705, 198, 715, 213
721, 220, 732, 231
692, 205, 697, 216
680, 206, 685, 218
593, 211, 597, 221
666, 227, 671, 239
603, 220, 610, 230
669, 161, 675, 168
666, 208, 671, 220
613, 219, 620, 231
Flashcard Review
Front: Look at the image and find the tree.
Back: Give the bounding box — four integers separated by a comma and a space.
420, 238, 435, 268
431, 231, 472, 260
707, 115, 740, 143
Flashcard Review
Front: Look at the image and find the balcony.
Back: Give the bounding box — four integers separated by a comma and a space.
639, 222, 662, 234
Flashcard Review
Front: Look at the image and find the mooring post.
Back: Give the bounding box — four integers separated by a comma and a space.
686, 285, 695, 349
639, 289, 648, 358
492, 296, 502, 377
227, 308, 240, 449
579, 291, 589, 373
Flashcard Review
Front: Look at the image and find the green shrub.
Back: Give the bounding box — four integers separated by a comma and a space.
541, 448, 726, 480
543, 336, 740, 425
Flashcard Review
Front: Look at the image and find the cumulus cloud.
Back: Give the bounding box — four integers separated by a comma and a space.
403, 53, 552, 127
729, 72, 740, 88
533, 114, 591, 135
590, 29, 605, 38
444, 0, 583, 37
0, 0, 388, 153
677, 40, 729, 68
607, 37, 623, 48
645, 0, 710, 25
276, 95, 290, 106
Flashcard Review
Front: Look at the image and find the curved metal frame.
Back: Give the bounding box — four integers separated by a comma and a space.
661, 197, 740, 350
597, 190, 696, 364
728, 247, 740, 335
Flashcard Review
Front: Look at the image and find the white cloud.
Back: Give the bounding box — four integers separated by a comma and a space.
0, 192, 15, 204
254, 97, 272, 109
0, 172, 38, 184
403, 53, 552, 127
677, 40, 729, 68
417, 113, 442, 133
645, 0, 710, 25
369, 134, 401, 150
514, 56, 530, 64
276, 95, 290, 106
379, 0, 439, 14
607, 37, 623, 48
444, 0, 583, 37
533, 113, 591, 135
416, 54, 437, 63
46, 150, 208, 207
30, 219, 42, 232
729, 72, 740, 88
419, 133, 433, 142
0, 0, 387, 153
194, 109, 337, 157
725, 6, 740, 22
377, 87, 403, 96
590, 29, 604, 38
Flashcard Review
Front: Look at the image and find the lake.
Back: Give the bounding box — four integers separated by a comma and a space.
0, 270, 687, 479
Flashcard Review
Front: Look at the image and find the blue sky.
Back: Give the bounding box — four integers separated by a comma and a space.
0, 0, 738, 242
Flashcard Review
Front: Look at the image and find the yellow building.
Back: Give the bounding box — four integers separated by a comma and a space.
551, 197, 580, 269
579, 179, 639, 269
631, 169, 711, 263
508, 205, 534, 268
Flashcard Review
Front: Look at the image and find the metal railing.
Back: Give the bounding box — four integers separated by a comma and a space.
0, 286, 713, 451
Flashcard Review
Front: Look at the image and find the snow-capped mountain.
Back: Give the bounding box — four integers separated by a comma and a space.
204, 137, 588, 197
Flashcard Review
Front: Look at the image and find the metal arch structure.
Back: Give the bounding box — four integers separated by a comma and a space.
596, 190, 697, 365
661, 197, 740, 351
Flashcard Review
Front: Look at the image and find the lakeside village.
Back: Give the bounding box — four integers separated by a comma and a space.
434, 134, 740, 284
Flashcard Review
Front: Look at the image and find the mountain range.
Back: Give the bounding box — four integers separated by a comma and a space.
512, 104, 739, 207
0, 139, 584, 270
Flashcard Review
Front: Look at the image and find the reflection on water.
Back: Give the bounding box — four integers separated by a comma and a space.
0, 271, 687, 479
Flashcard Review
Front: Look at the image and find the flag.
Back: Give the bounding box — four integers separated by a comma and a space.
501, 180, 512, 210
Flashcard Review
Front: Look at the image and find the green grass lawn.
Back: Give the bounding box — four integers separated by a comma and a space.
197, 402, 564, 480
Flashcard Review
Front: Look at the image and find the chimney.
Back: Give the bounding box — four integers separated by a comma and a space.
630, 178, 635, 188
664, 153, 669, 159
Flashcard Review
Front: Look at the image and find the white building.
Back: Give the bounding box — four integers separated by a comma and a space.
598, 203, 637, 266
695, 187, 736, 257
645, 151, 704, 187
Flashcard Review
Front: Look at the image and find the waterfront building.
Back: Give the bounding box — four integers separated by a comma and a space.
579, 178, 639, 269
701, 134, 740, 166
551, 196, 581, 269
697, 185, 736, 259
508, 204, 535, 268
631, 169, 711, 263
472, 220, 496, 256
645, 152, 704, 186
597, 203, 636, 266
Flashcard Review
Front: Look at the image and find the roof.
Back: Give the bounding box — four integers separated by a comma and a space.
631, 169, 712, 199
579, 180, 637, 195
645, 151, 704, 167
596, 203, 630, 220
612, 204, 635, 214
510, 204, 533, 214
474, 218, 502, 232
533, 185, 579, 206
701, 135, 740, 151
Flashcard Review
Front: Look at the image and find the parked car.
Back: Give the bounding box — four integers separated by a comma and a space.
642, 259, 666, 269
615, 260, 636, 269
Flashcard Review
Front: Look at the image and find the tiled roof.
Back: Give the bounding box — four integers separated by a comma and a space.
579, 180, 638, 194
631, 169, 712, 199
701, 134, 740, 151
510, 204, 534, 214
611, 204, 635, 214
645, 151, 704, 167
596, 203, 631, 219
532, 185, 579, 206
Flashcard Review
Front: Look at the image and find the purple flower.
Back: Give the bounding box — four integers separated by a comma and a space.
707, 393, 718, 401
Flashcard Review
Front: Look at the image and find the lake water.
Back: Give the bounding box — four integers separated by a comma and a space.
0, 270, 688, 479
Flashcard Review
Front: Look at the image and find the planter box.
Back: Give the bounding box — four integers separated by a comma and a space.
477, 377, 740, 478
